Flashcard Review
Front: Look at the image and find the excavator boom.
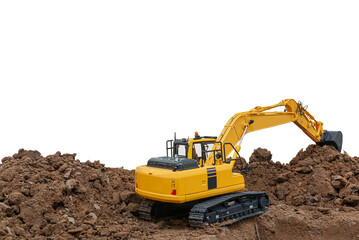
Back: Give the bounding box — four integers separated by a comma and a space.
213, 99, 342, 165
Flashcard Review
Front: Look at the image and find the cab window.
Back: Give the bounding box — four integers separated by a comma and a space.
192, 143, 202, 160
175, 144, 187, 157
193, 142, 215, 162
203, 142, 214, 159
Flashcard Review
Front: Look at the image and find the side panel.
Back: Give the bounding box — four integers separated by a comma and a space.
136, 164, 246, 203
207, 167, 217, 189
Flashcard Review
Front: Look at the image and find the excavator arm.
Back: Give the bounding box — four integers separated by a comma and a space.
212, 99, 342, 165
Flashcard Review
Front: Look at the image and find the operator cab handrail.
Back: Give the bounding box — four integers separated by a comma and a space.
223, 142, 249, 172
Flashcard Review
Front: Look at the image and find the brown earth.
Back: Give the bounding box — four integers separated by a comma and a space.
1, 145, 359, 239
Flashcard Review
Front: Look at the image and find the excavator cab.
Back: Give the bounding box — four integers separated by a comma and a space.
166, 134, 223, 166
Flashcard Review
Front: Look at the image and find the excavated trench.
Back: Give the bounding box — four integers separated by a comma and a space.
1, 145, 359, 239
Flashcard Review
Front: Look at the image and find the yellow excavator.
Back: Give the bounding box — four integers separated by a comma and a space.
135, 99, 342, 227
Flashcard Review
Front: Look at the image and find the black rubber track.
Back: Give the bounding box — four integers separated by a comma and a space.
188, 191, 270, 228
138, 191, 270, 228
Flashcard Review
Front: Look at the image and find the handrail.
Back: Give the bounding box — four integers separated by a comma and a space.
223, 142, 247, 171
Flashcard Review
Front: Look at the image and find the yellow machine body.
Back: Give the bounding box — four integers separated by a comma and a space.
135, 99, 342, 204
135, 139, 245, 203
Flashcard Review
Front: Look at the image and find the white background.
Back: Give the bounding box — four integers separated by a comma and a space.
0, 1, 358, 169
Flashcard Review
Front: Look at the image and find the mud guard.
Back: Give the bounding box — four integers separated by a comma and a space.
317, 130, 343, 152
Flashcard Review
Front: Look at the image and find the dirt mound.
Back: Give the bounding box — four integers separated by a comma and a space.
0, 149, 143, 239
0, 145, 359, 239
242, 145, 359, 209
235, 145, 359, 239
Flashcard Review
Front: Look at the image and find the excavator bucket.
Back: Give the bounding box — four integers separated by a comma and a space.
317, 130, 343, 152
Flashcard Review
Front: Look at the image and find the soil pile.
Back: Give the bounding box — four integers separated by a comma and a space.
236, 145, 359, 239
0, 150, 143, 239
0, 145, 359, 239
242, 145, 359, 209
